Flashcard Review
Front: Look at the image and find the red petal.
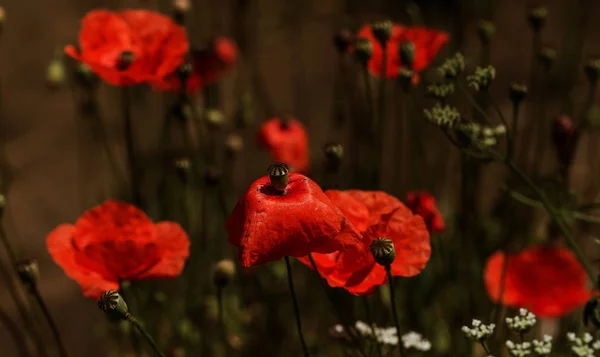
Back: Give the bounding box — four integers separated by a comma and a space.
136, 222, 190, 279
227, 173, 361, 267
324, 190, 369, 232
344, 190, 405, 226
257, 118, 310, 173
46, 224, 119, 299
401, 27, 450, 72
344, 263, 387, 295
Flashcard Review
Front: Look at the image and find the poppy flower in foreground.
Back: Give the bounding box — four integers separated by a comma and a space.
406, 191, 445, 233
153, 36, 238, 93
226, 165, 361, 267
298, 190, 430, 295
47, 200, 190, 299
484, 245, 592, 317
257, 117, 310, 173
65, 9, 189, 86
356, 23, 449, 82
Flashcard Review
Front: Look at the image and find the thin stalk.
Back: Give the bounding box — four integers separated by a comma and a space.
0, 305, 31, 357
363, 297, 382, 357
126, 314, 167, 357
122, 88, 141, 206
384, 265, 404, 357
509, 102, 521, 161
480, 341, 492, 355
31, 286, 69, 357
486, 93, 511, 150
457, 82, 492, 126
216, 287, 232, 357
284, 256, 310, 357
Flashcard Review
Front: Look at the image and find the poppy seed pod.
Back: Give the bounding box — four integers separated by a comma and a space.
98, 290, 130, 321
15, 258, 39, 291
371, 20, 393, 46
477, 20, 495, 46
400, 41, 416, 69
324, 142, 344, 168
268, 162, 289, 193
212, 259, 236, 288
528, 7, 547, 32
354, 38, 373, 66
116, 51, 135, 71
333, 29, 354, 53
370, 237, 396, 266
509, 83, 528, 106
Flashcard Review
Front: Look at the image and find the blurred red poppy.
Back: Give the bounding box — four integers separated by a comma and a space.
153, 36, 238, 93
406, 191, 445, 233
257, 117, 310, 173
356, 24, 449, 82
226, 173, 361, 267
65, 9, 189, 86
484, 245, 592, 317
298, 190, 430, 295
47, 200, 190, 299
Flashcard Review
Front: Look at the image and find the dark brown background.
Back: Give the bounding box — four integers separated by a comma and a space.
1, 0, 600, 356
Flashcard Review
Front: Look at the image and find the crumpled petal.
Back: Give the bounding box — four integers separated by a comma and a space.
257, 118, 310, 174
344, 190, 404, 226
136, 222, 191, 279
324, 190, 370, 232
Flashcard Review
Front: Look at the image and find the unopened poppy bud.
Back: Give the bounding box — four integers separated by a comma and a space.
333, 29, 354, 53
398, 68, 414, 92
268, 162, 289, 193
354, 38, 373, 66
324, 142, 344, 168
212, 259, 236, 288
400, 41, 415, 69
74, 63, 98, 89
204, 166, 221, 186
371, 20, 393, 46
172, 0, 190, 24
174, 157, 192, 182
477, 20, 495, 45
225, 134, 244, 157
528, 7, 547, 32
15, 258, 39, 291
538, 47, 556, 68
117, 51, 135, 71
47, 58, 66, 88
370, 237, 396, 266
205, 109, 225, 128
584, 58, 600, 86
509, 83, 528, 106
98, 290, 129, 322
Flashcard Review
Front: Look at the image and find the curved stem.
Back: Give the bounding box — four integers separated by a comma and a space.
457, 82, 492, 126
126, 314, 166, 357
384, 265, 404, 357
284, 256, 310, 357
31, 286, 69, 357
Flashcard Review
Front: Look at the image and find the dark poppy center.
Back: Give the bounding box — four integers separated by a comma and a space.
117, 51, 135, 71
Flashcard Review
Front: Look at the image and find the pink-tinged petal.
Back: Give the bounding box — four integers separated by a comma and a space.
137, 222, 190, 279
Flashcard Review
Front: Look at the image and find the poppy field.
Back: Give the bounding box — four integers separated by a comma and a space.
2, 0, 600, 356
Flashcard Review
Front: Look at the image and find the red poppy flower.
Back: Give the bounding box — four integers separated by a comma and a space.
484, 245, 592, 317
257, 117, 310, 173
47, 200, 190, 299
153, 36, 238, 93
406, 191, 445, 233
226, 173, 361, 267
356, 24, 449, 82
65, 9, 189, 86
298, 190, 430, 295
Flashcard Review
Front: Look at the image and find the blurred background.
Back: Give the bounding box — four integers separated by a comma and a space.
1, 0, 600, 356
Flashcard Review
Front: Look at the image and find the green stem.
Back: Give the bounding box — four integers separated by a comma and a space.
457, 82, 492, 126
363, 297, 382, 357
122, 88, 141, 207
217, 286, 231, 357
384, 265, 404, 357
480, 341, 492, 355
509, 102, 521, 161
284, 256, 310, 357
31, 286, 69, 357
126, 314, 166, 357
0, 304, 31, 357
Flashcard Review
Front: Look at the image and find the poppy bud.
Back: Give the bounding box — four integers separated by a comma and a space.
400, 41, 415, 69
268, 162, 289, 193
333, 29, 354, 53
212, 259, 236, 288
370, 237, 396, 266
528, 7, 547, 32
205, 109, 225, 128
174, 157, 192, 182
47, 57, 66, 88
371, 20, 393, 46
477, 20, 495, 46
15, 258, 39, 291
117, 51, 135, 71
98, 290, 130, 322
324, 142, 344, 168
177, 61, 193, 86
74, 63, 98, 89
172, 0, 190, 24
354, 38, 373, 66
398, 68, 414, 92
225, 134, 244, 157
537, 47, 556, 69
204, 166, 222, 186
584, 58, 600, 87
509, 83, 528, 106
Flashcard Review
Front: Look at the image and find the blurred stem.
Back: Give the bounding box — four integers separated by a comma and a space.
284, 256, 310, 357
122, 88, 141, 207
509, 101, 522, 161
375, 44, 388, 187
126, 314, 166, 357
384, 265, 404, 357
0, 304, 31, 357
480, 341, 492, 355
31, 286, 69, 357
457, 82, 492, 125
394, 89, 407, 195
362, 297, 382, 357
216, 286, 232, 357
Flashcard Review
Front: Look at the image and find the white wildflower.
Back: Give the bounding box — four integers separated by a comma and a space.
532, 335, 552, 356
505, 308, 537, 332
401, 331, 431, 351
506, 340, 532, 357
567, 332, 600, 357
462, 319, 495, 341
354, 321, 373, 336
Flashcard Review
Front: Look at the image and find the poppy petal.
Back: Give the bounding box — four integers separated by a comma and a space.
325, 190, 370, 232
345, 190, 404, 226
136, 222, 191, 279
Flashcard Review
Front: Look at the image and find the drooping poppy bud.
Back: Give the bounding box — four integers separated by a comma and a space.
371, 20, 393, 46
509, 83, 528, 107
551, 115, 576, 176
212, 259, 236, 288
370, 237, 396, 266
257, 117, 309, 174
354, 38, 373, 66
15, 258, 39, 292
324, 142, 344, 170
98, 290, 130, 321
226, 172, 361, 267
528, 7, 547, 33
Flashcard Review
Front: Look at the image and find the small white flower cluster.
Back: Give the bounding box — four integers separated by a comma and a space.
401, 331, 432, 352
462, 319, 496, 341
567, 332, 600, 357
506, 308, 537, 332
506, 341, 531, 357
352, 321, 399, 346
531, 335, 552, 356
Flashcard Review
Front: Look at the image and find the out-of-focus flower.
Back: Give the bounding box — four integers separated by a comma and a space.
226, 169, 361, 267
401, 331, 432, 351
355, 23, 449, 83
552, 115, 576, 176
461, 319, 495, 341
505, 341, 531, 357
405, 191, 445, 233
505, 308, 537, 333
532, 335, 552, 356
484, 245, 592, 317
65, 10, 189, 86
257, 117, 309, 174
47, 200, 190, 299
153, 37, 238, 93
567, 332, 600, 357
